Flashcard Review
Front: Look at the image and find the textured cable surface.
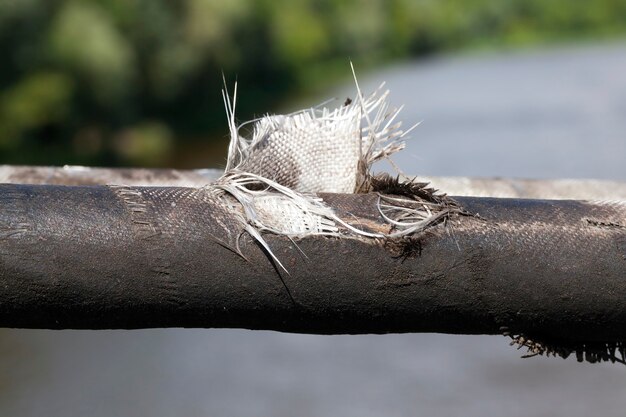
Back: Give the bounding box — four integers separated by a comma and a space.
0, 183, 623, 344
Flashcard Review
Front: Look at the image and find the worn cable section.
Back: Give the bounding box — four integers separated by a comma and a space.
210, 74, 626, 365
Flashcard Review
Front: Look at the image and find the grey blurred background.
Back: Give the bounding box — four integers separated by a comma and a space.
1, 1, 625, 416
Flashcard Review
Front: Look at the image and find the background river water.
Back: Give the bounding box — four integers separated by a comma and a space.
1, 43, 625, 417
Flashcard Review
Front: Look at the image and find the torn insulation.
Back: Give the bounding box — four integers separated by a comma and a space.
213, 73, 458, 263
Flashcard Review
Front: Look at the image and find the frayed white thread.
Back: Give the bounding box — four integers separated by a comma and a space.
376, 195, 451, 238
215, 70, 446, 270
214, 171, 339, 237
212, 170, 340, 271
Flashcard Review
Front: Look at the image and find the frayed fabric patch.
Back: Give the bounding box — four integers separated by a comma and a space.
210, 69, 458, 270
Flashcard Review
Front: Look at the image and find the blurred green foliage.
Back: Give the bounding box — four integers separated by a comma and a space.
1, 0, 626, 167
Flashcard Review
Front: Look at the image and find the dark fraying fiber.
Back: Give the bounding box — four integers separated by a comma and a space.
369, 173, 451, 205
500, 327, 626, 365
367, 174, 473, 258
385, 235, 424, 260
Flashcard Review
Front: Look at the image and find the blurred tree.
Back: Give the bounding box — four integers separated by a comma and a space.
0, 0, 625, 167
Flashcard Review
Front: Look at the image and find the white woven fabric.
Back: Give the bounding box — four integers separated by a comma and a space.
223, 84, 407, 194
